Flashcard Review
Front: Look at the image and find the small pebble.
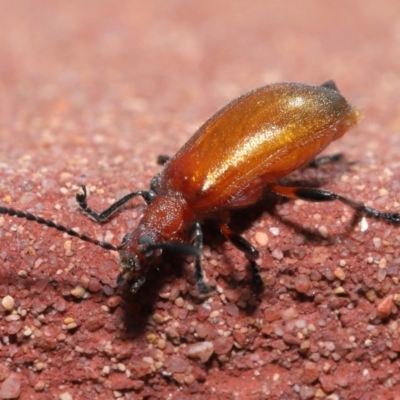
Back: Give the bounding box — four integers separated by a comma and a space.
187, 341, 214, 363
153, 313, 164, 324
269, 227, 280, 236
325, 341, 335, 352
23, 328, 33, 337
17, 270, 28, 278
226, 302, 239, 317
209, 310, 220, 319
377, 295, 393, 318
1, 295, 14, 311
213, 336, 233, 355
107, 296, 122, 309
174, 297, 185, 308
34, 380, 45, 392
35, 362, 45, 371
318, 225, 328, 238
295, 274, 311, 294
146, 333, 157, 344
167, 356, 189, 373
302, 361, 319, 384
282, 307, 298, 321
255, 231, 268, 246
319, 374, 336, 393
142, 357, 154, 365
157, 339, 166, 350
65, 322, 78, 330
393, 294, 400, 306
117, 363, 126, 372
377, 268, 386, 283
360, 217, 368, 232
299, 385, 315, 400
272, 373, 280, 381
0, 373, 21, 399
372, 237, 381, 249
271, 249, 283, 260
59, 392, 73, 400
365, 290, 377, 303
333, 286, 346, 294
70, 286, 86, 299
334, 267, 345, 281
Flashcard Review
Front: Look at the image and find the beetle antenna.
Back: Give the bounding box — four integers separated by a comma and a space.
0, 206, 117, 251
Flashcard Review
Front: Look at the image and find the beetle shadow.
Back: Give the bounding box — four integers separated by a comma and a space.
116, 249, 234, 336
115, 259, 185, 337
267, 157, 363, 243
206, 156, 362, 291
230, 155, 358, 243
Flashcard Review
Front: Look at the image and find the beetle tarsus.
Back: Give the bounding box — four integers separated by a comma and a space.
250, 260, 263, 293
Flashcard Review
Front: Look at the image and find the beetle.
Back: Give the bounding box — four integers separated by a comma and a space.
1, 80, 399, 294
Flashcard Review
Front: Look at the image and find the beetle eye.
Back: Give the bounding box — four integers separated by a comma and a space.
138, 234, 155, 259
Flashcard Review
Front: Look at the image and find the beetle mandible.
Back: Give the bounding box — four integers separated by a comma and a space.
1, 80, 399, 294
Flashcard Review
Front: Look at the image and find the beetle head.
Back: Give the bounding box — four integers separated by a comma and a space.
117, 232, 159, 294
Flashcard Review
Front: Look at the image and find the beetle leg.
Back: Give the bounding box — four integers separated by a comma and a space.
157, 155, 170, 165
189, 221, 210, 293
307, 153, 344, 168
220, 223, 263, 290
321, 80, 339, 91
220, 223, 260, 261
270, 184, 400, 223
76, 185, 156, 223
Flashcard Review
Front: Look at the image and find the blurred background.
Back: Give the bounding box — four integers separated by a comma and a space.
1, 1, 400, 165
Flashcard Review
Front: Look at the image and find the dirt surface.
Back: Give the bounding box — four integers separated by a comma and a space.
1, 1, 400, 399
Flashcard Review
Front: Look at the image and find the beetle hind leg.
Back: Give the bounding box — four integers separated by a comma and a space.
220, 224, 259, 260
270, 184, 400, 224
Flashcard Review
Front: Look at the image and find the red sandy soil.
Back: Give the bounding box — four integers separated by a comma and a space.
1, 2, 400, 399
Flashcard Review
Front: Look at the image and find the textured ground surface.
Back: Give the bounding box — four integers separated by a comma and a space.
1, 1, 400, 399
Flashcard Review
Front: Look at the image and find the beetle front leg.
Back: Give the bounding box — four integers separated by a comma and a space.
76, 185, 156, 223
189, 221, 210, 294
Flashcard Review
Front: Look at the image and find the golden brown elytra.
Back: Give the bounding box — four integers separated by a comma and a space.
1, 81, 399, 294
